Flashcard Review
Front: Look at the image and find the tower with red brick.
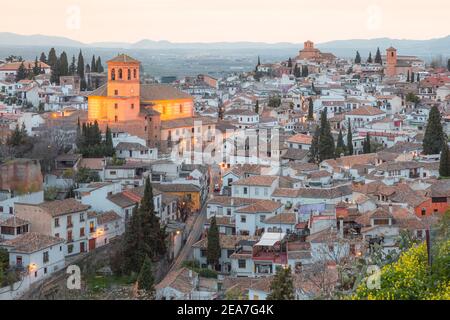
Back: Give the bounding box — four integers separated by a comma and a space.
385, 47, 397, 77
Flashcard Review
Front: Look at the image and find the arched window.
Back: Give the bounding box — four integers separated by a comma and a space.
127, 69, 131, 80
133, 69, 137, 79
118, 69, 123, 80
111, 69, 116, 80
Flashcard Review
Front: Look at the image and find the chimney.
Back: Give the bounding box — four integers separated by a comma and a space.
388, 201, 393, 214
339, 219, 344, 239
231, 198, 234, 206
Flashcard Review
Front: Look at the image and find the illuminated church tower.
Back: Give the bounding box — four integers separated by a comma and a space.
88, 54, 141, 123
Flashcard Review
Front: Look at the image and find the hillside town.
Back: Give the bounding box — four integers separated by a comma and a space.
1, 41, 450, 301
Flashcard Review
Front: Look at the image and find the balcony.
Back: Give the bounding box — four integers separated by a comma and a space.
252, 251, 287, 265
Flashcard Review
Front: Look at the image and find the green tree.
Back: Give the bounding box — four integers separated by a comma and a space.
96, 56, 104, 73
267, 266, 295, 300
410, 71, 415, 83
254, 100, 259, 114
33, 57, 41, 76
91, 55, 97, 73
406, 70, 410, 82
355, 51, 361, 64
318, 108, 336, 161
39, 52, 47, 64
405, 92, 420, 104
301, 65, 309, 77
439, 141, 450, 178
207, 216, 221, 268
15, 62, 28, 81
448, 58, 450, 72
48, 48, 59, 84
59, 51, 69, 77
287, 57, 292, 68
137, 255, 155, 295
7, 123, 28, 147
69, 55, 77, 76
363, 133, 371, 154
307, 97, 314, 120
77, 50, 87, 90
347, 120, 354, 155
336, 129, 346, 157
104, 125, 115, 157
367, 52, 372, 63
309, 125, 320, 163
423, 105, 445, 155
293, 64, 301, 78
375, 47, 382, 64
122, 205, 144, 274
268, 95, 281, 108
141, 177, 166, 260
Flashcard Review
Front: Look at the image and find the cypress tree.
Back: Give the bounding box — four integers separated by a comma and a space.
439, 142, 450, 178
318, 108, 336, 161
255, 100, 259, 114
48, 48, 58, 84
363, 133, 371, 154
448, 58, 450, 72
77, 50, 87, 90
122, 205, 144, 274
417, 73, 420, 82
15, 62, 28, 82
207, 216, 221, 268
105, 125, 114, 157
257, 56, 261, 66
140, 176, 166, 259
267, 266, 295, 300
59, 52, 69, 77
287, 57, 292, 68
96, 56, 104, 73
307, 97, 314, 120
347, 120, 354, 156
309, 126, 320, 163
367, 52, 373, 63
375, 47, 382, 64
302, 65, 309, 77
423, 105, 445, 155
39, 52, 47, 64
355, 51, 361, 64
69, 55, 77, 76
91, 55, 97, 73
406, 70, 410, 82
137, 255, 155, 294
33, 57, 41, 76
336, 129, 346, 157
411, 72, 415, 83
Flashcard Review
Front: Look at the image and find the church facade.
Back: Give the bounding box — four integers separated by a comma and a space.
87, 54, 196, 148
296, 41, 336, 63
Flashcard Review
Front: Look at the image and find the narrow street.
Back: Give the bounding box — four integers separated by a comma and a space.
165, 202, 208, 275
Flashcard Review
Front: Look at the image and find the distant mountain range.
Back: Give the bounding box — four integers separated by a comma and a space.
0, 32, 449, 58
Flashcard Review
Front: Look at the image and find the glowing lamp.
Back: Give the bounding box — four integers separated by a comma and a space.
29, 263, 38, 272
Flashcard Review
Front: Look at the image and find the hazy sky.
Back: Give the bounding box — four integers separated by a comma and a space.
2, 0, 449, 43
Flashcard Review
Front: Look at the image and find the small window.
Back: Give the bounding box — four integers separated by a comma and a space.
114, 90, 118, 96
127, 69, 131, 80
118, 69, 123, 79
238, 259, 246, 268
240, 215, 246, 223
54, 218, 60, 228
43, 251, 49, 263
131, 103, 134, 109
